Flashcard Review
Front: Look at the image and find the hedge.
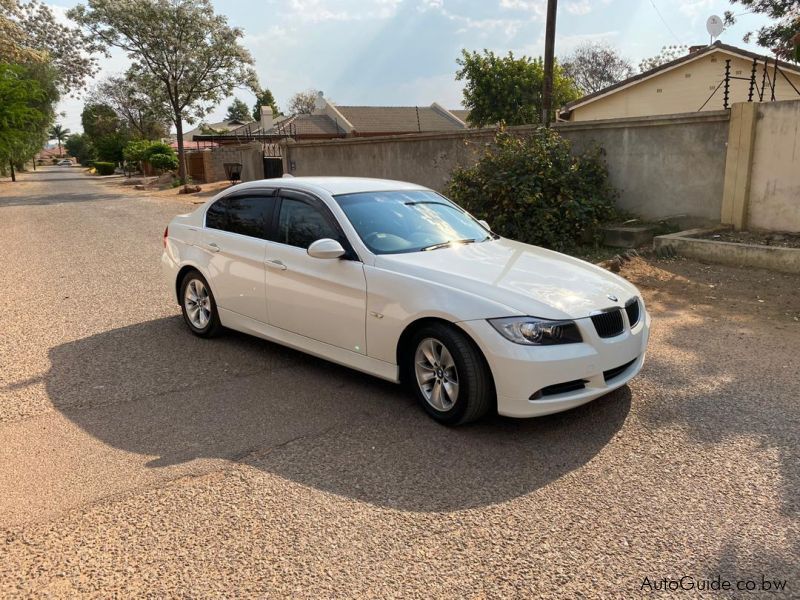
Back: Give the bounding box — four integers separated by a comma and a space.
94, 162, 116, 176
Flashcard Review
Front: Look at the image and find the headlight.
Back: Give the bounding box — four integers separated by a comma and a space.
488, 317, 583, 346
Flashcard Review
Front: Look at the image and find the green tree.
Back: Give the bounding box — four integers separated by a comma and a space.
122, 138, 150, 171
65, 133, 96, 165
81, 102, 128, 162
252, 87, 279, 121
90, 72, 171, 140
94, 131, 128, 162
455, 49, 580, 127
724, 1, 800, 62
561, 42, 636, 94
639, 45, 689, 72
144, 140, 178, 173
225, 97, 251, 122
81, 103, 119, 140
48, 123, 70, 155
0, 62, 54, 180
69, 0, 258, 182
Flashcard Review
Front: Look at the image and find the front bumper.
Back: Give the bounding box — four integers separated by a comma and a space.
457, 309, 650, 418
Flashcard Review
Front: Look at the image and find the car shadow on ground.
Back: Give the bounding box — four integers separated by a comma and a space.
43, 316, 630, 512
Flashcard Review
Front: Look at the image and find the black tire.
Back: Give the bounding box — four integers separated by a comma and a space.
405, 322, 494, 425
179, 270, 222, 338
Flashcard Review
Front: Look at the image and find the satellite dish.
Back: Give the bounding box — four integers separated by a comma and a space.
706, 15, 724, 40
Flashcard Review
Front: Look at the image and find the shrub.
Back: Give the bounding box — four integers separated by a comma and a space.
143, 141, 175, 161
447, 128, 617, 251
94, 161, 116, 175
148, 152, 179, 172
122, 139, 151, 165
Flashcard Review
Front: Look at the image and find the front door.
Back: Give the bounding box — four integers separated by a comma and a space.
201, 191, 277, 323
264, 191, 368, 354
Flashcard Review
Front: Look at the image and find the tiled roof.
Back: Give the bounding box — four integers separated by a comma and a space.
335, 106, 465, 133
449, 109, 470, 124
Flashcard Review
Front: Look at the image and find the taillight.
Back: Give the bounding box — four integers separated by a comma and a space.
163, 226, 169, 248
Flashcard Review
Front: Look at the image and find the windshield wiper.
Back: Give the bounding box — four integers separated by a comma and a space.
421, 238, 477, 251
404, 201, 456, 208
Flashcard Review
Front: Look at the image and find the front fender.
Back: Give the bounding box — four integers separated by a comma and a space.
364, 265, 522, 364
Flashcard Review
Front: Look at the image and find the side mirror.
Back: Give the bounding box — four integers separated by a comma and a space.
478, 219, 491, 231
307, 238, 346, 259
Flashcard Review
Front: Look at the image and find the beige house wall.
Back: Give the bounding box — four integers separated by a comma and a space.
205, 143, 264, 183
283, 113, 730, 223
747, 101, 800, 232
569, 49, 800, 121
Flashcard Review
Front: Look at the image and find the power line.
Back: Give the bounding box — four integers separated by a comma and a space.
648, 0, 683, 44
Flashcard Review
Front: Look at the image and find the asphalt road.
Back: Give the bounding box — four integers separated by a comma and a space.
1, 167, 798, 598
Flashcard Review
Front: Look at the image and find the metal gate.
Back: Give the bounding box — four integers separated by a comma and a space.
263, 157, 283, 179
263, 142, 283, 179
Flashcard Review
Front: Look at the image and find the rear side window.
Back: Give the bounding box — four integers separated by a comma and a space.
276, 197, 342, 249
205, 198, 227, 230
205, 195, 275, 240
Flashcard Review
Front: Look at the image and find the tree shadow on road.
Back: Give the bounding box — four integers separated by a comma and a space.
630, 258, 800, 519
42, 316, 630, 512
0, 190, 125, 207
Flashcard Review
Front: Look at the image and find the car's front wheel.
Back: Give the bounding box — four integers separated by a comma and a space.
408, 323, 494, 425
179, 271, 222, 338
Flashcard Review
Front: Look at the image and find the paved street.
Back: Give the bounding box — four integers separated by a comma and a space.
1, 168, 798, 597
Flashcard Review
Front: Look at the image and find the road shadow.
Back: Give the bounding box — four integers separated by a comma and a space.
0, 190, 125, 207
42, 316, 630, 512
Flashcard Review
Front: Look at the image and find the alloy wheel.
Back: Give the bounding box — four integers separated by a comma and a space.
184, 278, 211, 329
414, 337, 459, 411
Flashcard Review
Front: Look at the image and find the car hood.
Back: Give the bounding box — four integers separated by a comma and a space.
374, 238, 639, 320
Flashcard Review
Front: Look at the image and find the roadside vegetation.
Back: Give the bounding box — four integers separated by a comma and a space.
0, 0, 98, 180
448, 128, 617, 252
68, 0, 258, 184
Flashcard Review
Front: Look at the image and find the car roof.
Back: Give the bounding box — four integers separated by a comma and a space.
228, 176, 430, 196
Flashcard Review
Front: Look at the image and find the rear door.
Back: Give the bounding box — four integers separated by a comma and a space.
263, 190, 368, 354
201, 190, 277, 323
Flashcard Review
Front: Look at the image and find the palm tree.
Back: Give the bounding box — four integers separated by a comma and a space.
48, 124, 70, 156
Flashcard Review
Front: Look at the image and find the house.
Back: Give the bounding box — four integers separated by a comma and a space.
560, 41, 800, 121
194, 93, 471, 144
35, 146, 72, 164
179, 118, 252, 142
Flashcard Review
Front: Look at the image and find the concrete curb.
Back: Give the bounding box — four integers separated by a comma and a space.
654, 227, 800, 274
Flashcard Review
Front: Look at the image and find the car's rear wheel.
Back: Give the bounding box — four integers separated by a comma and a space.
408, 323, 493, 425
180, 271, 222, 338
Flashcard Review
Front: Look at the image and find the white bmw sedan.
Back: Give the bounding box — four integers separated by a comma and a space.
162, 177, 649, 424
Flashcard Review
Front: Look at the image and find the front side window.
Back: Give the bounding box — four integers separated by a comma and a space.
205, 195, 275, 240
334, 190, 492, 254
277, 197, 341, 249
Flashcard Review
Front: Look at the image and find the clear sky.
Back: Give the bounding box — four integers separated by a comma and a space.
49, 0, 772, 133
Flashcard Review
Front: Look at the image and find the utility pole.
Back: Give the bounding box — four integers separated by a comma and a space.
541, 0, 558, 127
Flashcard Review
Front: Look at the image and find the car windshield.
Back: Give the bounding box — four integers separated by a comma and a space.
334, 190, 493, 254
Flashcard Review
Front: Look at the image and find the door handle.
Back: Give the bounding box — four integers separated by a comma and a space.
205, 242, 220, 253
265, 259, 287, 270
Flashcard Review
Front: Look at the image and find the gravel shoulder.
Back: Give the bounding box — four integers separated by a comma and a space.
1, 169, 798, 598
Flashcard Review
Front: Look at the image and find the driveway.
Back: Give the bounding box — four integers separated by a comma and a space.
1, 168, 798, 597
